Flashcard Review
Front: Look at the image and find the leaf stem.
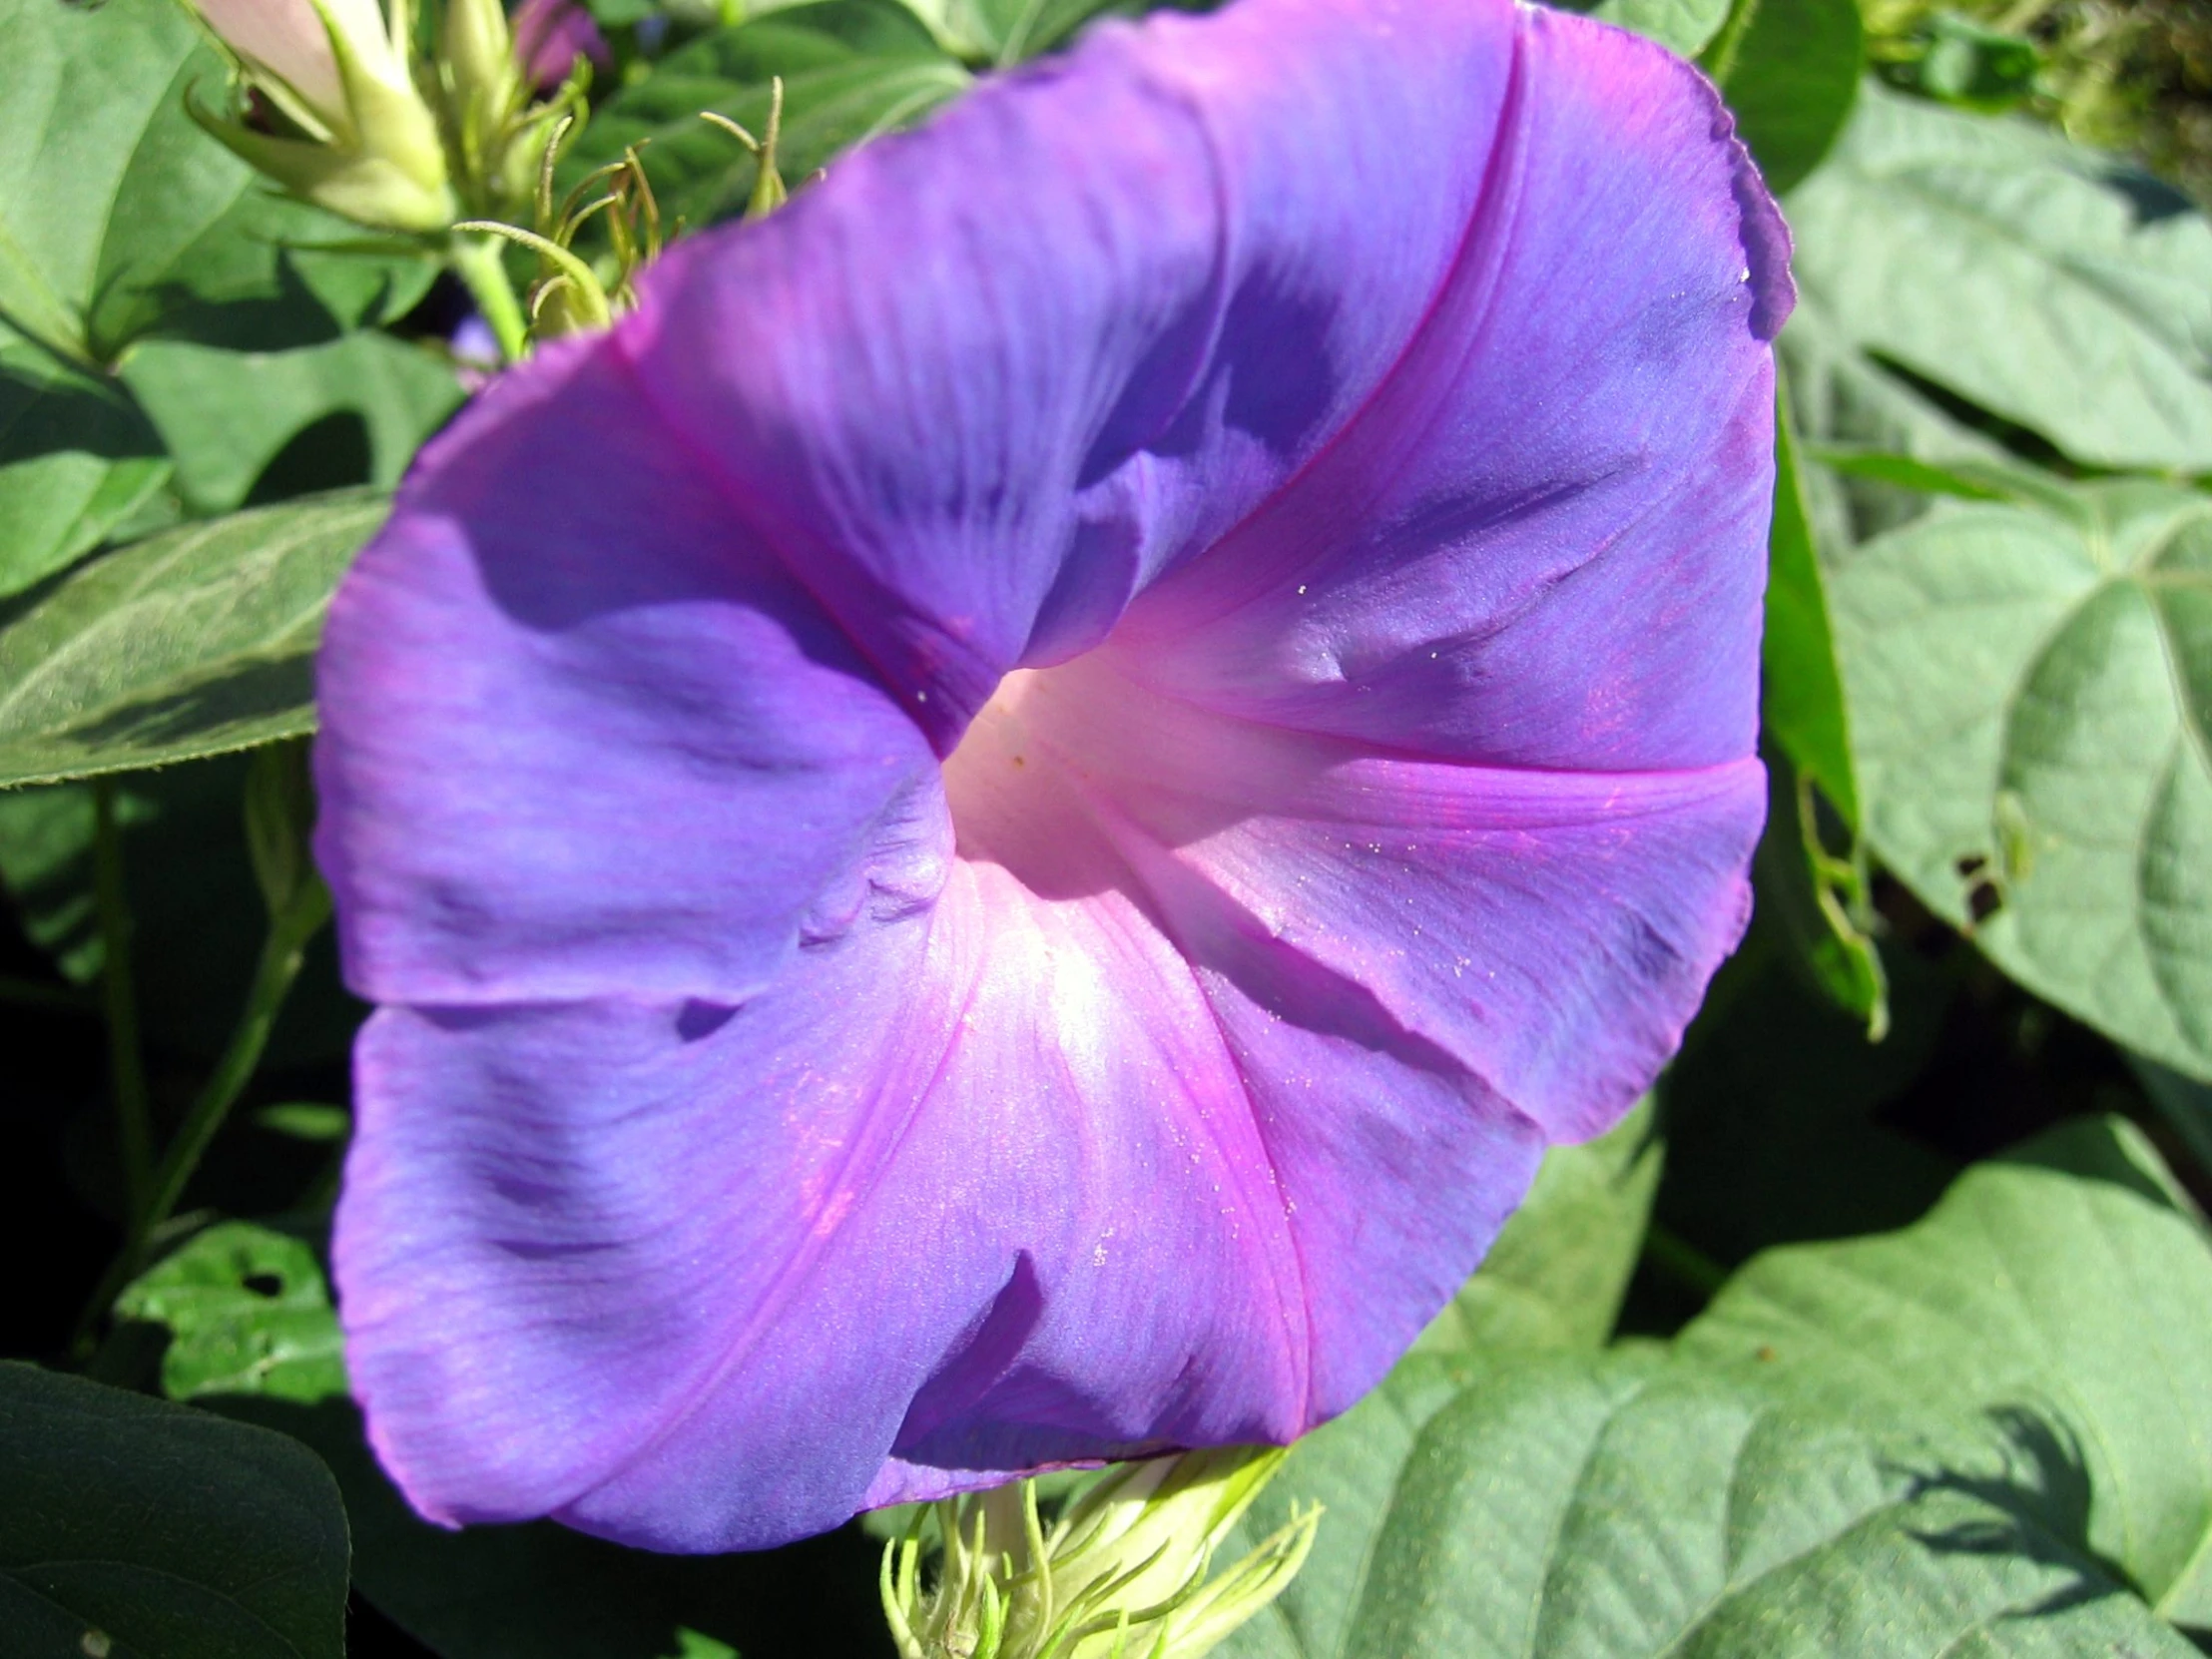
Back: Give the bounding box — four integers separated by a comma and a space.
1642, 1222, 1731, 1304
451, 231, 530, 363
143, 874, 330, 1241
92, 779, 153, 1225
0, 974, 96, 1014
70, 873, 331, 1357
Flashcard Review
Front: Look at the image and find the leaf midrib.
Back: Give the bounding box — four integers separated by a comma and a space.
0, 503, 371, 733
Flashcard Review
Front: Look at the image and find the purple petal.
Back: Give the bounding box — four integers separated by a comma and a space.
511, 0, 609, 88
319, 0, 1787, 1552
1111, 7, 1790, 771
335, 809, 1541, 1548
952, 660, 1766, 1145
314, 341, 948, 1004
620, 0, 1531, 745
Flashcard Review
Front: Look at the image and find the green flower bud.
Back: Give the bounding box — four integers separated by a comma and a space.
881, 1447, 1321, 1659
439, 0, 521, 127
186, 0, 455, 233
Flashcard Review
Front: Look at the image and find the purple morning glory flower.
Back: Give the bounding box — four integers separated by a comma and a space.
314, 0, 1791, 1553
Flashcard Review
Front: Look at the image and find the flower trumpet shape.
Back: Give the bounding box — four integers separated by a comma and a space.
189, 0, 452, 231
315, 0, 1791, 1553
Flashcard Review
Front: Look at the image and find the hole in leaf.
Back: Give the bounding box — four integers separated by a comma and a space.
1954, 853, 1989, 879
1965, 880, 2003, 925
242, 1273, 284, 1299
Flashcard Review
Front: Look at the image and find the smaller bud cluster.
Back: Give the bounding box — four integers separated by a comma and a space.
189, 0, 456, 232
880, 1447, 1321, 1659
181, 0, 793, 360
183, 0, 602, 235
459, 83, 788, 340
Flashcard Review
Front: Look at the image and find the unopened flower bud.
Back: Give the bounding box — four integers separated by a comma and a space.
510, 0, 610, 92
187, 0, 454, 233
439, 0, 522, 132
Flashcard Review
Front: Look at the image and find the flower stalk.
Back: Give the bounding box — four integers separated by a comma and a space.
71, 746, 331, 1357
92, 780, 153, 1225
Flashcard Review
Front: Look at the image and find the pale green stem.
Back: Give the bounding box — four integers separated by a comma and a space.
1643, 1221, 1731, 1302
451, 232, 530, 362
140, 875, 330, 1238
454, 219, 613, 331
72, 874, 331, 1356
92, 779, 153, 1226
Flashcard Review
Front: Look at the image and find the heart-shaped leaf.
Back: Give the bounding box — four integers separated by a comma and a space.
0, 0, 430, 367
1705, 0, 1863, 196
1413, 1097, 1660, 1359
1786, 82, 2212, 471
893, 0, 1131, 63
0, 1363, 348, 1659
1679, 1116, 2212, 1630
1829, 476, 2212, 1080
120, 334, 459, 515
1219, 1348, 2194, 1659
1575, 0, 1733, 57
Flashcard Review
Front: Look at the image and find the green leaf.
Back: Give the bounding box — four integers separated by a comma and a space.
1779, 285, 1996, 470
0, 777, 127, 979
1704, 0, 1863, 196
573, 1, 969, 234
1580, 0, 1732, 57
1413, 1097, 1660, 1359
0, 758, 363, 1066
1655, 922, 1953, 1268
1787, 80, 2212, 471
1809, 444, 2063, 509
120, 333, 460, 514
0, 490, 384, 788
0, 0, 434, 365
1763, 386, 1857, 824
210, 1395, 894, 1659
0, 1362, 348, 1659
1220, 1348, 2194, 1659
1829, 476, 2212, 1080
0, 322, 171, 599
891, 0, 1128, 62
114, 1228, 872, 1658
1753, 743, 1888, 1037
2132, 1053, 2212, 1177
117, 1222, 348, 1405
1679, 1116, 2212, 1631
